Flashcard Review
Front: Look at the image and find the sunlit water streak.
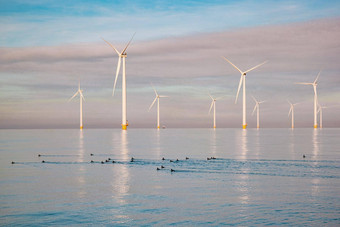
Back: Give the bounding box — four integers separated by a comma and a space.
0, 128, 339, 226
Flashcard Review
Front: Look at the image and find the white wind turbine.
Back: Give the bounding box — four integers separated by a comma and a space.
148, 87, 168, 129
208, 94, 225, 129
102, 33, 135, 130
317, 103, 329, 129
222, 57, 268, 129
69, 82, 85, 130
296, 70, 321, 128
251, 96, 265, 129
288, 100, 299, 129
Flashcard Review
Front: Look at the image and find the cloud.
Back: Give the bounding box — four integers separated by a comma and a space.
1, 18, 340, 128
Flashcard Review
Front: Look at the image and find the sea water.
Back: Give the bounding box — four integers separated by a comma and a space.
0, 128, 339, 226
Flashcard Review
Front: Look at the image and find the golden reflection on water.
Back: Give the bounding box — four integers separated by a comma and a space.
238, 129, 249, 205
312, 129, 319, 157
311, 129, 320, 196
155, 130, 161, 159
240, 129, 248, 160
211, 129, 217, 156
76, 130, 86, 197
111, 130, 130, 206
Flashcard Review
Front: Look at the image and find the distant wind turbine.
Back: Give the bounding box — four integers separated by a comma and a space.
288, 100, 299, 129
148, 86, 168, 129
69, 82, 85, 130
296, 70, 321, 128
251, 96, 265, 129
222, 57, 268, 129
102, 33, 135, 130
208, 94, 225, 129
317, 103, 330, 129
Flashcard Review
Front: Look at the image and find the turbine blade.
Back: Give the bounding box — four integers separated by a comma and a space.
314, 70, 321, 84
101, 37, 120, 56
252, 104, 257, 116
122, 32, 136, 55
259, 100, 266, 104
148, 97, 157, 111
295, 82, 313, 85
151, 84, 158, 96
235, 75, 243, 104
251, 95, 257, 103
208, 93, 214, 100
313, 85, 317, 95
287, 99, 292, 105
222, 56, 243, 74
68, 91, 79, 102
288, 107, 292, 117
244, 60, 268, 74
209, 101, 214, 114
159, 96, 169, 98
79, 90, 85, 101
112, 57, 122, 96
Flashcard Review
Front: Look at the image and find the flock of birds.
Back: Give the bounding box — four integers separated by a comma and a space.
11, 154, 308, 171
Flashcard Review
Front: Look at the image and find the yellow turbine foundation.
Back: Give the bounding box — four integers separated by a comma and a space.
80, 126, 83, 129
122, 124, 127, 130
157, 126, 160, 129
242, 124, 247, 129
314, 125, 318, 129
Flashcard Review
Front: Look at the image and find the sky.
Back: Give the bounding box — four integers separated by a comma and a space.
1, 0, 340, 128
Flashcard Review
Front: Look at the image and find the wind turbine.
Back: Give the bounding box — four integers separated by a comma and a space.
69, 82, 85, 130
251, 96, 265, 129
296, 70, 321, 128
222, 57, 268, 129
148, 87, 168, 129
317, 103, 329, 129
102, 33, 135, 130
288, 100, 299, 129
208, 94, 225, 129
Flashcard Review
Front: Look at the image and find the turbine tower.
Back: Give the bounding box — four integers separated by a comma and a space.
222, 57, 267, 129
288, 100, 299, 129
251, 96, 265, 129
208, 94, 225, 129
148, 86, 168, 129
69, 82, 85, 130
102, 33, 135, 130
296, 71, 321, 128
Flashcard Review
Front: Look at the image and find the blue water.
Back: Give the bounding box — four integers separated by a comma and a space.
1, 129, 340, 226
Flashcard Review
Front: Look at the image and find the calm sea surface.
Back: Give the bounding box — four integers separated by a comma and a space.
1, 128, 340, 226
